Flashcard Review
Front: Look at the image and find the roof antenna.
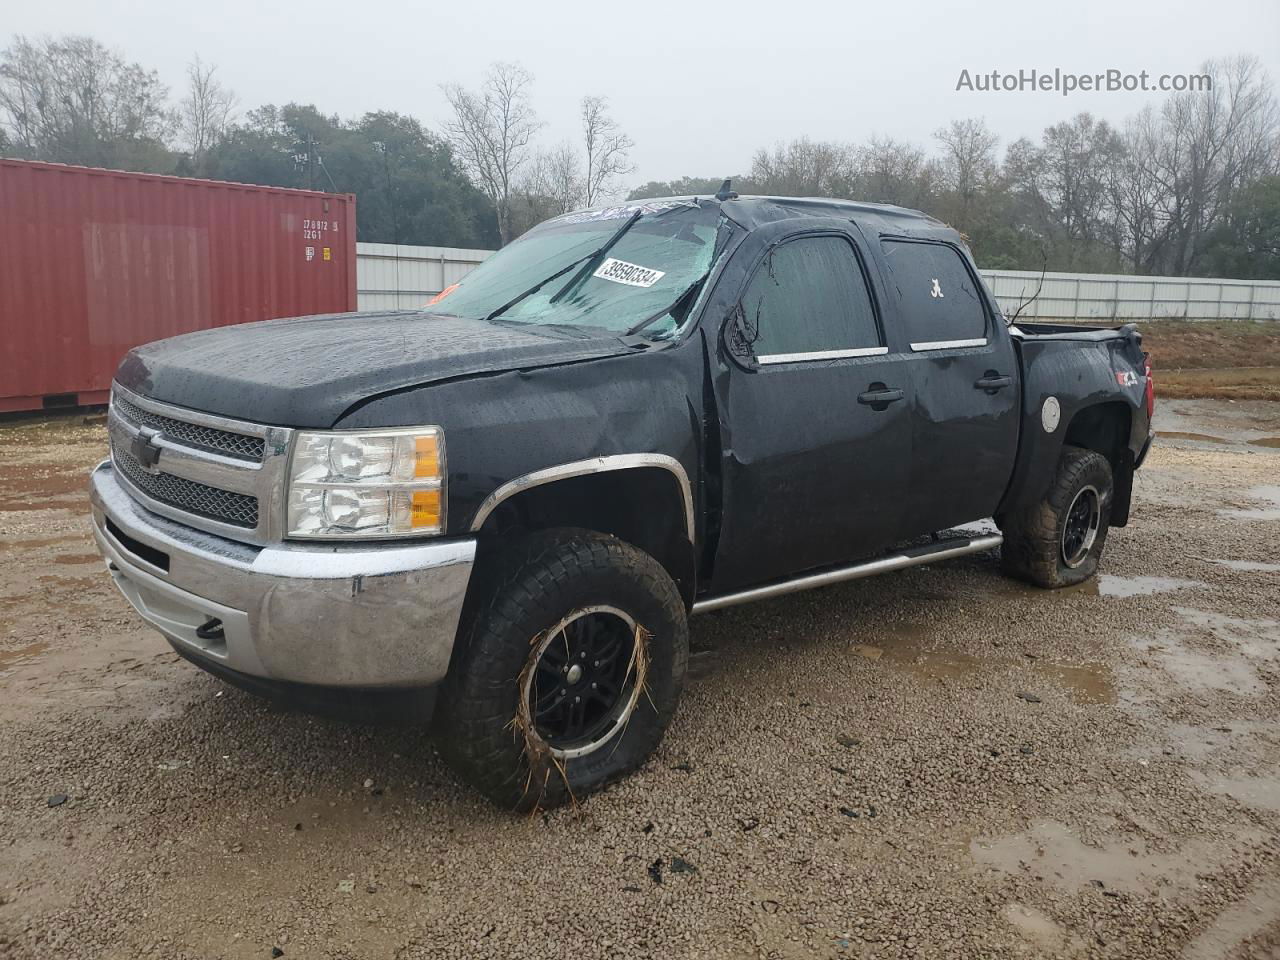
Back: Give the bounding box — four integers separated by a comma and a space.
714, 178, 738, 201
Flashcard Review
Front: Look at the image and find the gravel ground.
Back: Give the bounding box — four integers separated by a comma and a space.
1, 400, 1278, 960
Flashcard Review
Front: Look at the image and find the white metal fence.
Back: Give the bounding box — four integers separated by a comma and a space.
356, 243, 492, 311
980, 269, 1280, 323
357, 243, 1280, 322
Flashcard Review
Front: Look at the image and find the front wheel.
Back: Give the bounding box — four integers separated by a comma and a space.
436, 530, 688, 810
1000, 446, 1113, 588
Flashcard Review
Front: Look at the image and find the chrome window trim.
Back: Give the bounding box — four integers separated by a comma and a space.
757, 346, 888, 364
108, 382, 294, 545
470, 454, 695, 543
909, 338, 988, 352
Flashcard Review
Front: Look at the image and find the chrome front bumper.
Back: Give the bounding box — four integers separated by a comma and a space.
89, 460, 476, 688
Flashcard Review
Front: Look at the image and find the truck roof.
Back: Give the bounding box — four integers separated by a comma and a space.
639, 194, 961, 245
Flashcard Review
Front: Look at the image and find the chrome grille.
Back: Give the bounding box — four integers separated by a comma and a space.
107, 383, 292, 544
113, 442, 259, 528
112, 394, 265, 462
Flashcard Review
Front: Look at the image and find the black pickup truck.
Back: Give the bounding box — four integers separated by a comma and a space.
90, 194, 1154, 809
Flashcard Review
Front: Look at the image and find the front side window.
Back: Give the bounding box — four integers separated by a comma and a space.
427, 200, 728, 338
879, 239, 987, 346
739, 235, 880, 360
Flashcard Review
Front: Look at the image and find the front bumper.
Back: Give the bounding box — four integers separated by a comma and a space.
89, 460, 476, 688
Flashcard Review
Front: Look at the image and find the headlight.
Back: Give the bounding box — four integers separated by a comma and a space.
286, 427, 444, 539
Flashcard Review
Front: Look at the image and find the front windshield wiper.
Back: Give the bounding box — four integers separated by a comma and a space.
623, 270, 712, 338
487, 318, 598, 341
548, 209, 644, 305
480, 251, 596, 324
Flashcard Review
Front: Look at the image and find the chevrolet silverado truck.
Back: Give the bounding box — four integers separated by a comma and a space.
90, 194, 1154, 809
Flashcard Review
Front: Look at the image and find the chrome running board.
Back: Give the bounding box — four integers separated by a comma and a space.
690, 533, 1004, 615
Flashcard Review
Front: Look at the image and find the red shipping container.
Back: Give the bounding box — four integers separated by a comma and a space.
0, 158, 357, 413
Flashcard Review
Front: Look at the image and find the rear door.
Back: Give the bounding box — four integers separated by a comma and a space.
709, 227, 912, 592
875, 237, 1019, 533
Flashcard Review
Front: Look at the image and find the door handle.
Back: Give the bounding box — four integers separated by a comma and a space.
857, 384, 904, 408
975, 373, 1013, 393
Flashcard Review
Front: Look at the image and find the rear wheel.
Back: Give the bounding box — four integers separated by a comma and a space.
1000, 446, 1113, 588
437, 530, 688, 810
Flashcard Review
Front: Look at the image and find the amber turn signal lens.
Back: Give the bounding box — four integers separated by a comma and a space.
414, 435, 440, 478
410, 489, 442, 529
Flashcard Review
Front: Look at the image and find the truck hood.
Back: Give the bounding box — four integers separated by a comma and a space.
115, 310, 635, 428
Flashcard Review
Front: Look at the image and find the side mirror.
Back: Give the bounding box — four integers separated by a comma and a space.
721, 302, 758, 369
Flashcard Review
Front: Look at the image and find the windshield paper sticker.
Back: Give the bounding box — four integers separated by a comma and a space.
593, 258, 666, 288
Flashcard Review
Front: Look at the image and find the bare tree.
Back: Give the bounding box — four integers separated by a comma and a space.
580, 95, 634, 207
933, 118, 999, 229
0, 34, 173, 168
539, 142, 583, 214
1147, 56, 1278, 273
442, 62, 541, 244
854, 136, 935, 208
179, 56, 236, 173
1003, 113, 1124, 269
509, 142, 582, 237
1105, 108, 1166, 271
749, 137, 857, 197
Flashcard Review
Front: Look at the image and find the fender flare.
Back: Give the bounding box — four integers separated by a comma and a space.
469, 454, 695, 544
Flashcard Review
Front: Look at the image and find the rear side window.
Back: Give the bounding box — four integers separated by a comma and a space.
741, 236, 880, 359
879, 239, 987, 347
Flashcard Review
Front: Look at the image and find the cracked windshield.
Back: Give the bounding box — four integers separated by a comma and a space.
427, 200, 724, 337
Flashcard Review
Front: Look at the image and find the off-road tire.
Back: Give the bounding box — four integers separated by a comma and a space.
436, 529, 688, 810
1000, 446, 1113, 588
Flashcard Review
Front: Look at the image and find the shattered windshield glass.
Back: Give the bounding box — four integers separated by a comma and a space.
428, 200, 725, 338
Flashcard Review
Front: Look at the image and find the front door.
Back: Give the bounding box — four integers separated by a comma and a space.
709, 229, 913, 592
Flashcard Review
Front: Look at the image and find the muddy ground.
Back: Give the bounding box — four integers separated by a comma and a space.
1133, 322, 1280, 401
1, 399, 1278, 960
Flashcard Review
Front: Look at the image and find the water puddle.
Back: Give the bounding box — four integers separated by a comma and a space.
1198, 558, 1280, 573
1037, 663, 1115, 705
1192, 771, 1280, 815
1175, 607, 1280, 657
1156, 722, 1271, 762
971, 819, 1254, 897
1095, 575, 1204, 598
1219, 485, 1280, 521
1001, 902, 1083, 954
1182, 875, 1280, 960
852, 641, 986, 685
1247, 437, 1280, 449
1149, 641, 1264, 696
1129, 608, 1279, 699
851, 625, 1114, 705
1159, 431, 1231, 445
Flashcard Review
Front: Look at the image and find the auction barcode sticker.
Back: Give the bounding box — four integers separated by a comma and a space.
593, 258, 666, 288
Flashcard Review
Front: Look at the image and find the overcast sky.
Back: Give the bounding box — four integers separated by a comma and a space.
7, 0, 1280, 187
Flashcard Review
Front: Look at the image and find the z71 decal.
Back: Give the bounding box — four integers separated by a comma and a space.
593, 258, 666, 288
1116, 370, 1139, 387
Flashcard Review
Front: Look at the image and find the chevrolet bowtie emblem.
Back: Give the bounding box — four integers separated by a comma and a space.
131, 428, 162, 471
